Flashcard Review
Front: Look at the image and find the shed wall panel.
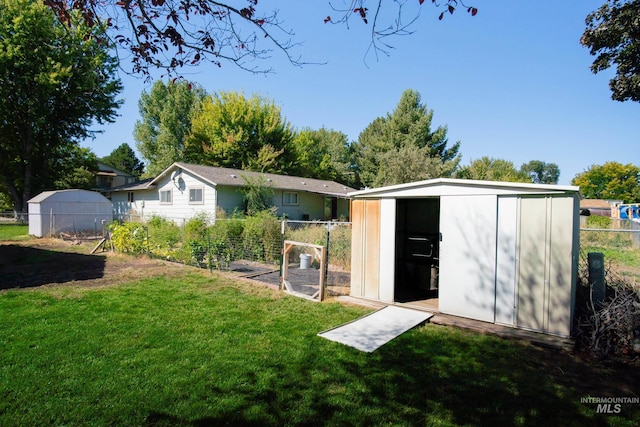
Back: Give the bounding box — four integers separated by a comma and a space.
495, 197, 518, 325
547, 197, 575, 336
439, 195, 497, 323
517, 197, 549, 331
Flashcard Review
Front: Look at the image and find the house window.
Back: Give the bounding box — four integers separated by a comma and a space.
283, 192, 299, 206
160, 190, 172, 204
127, 192, 134, 203
189, 188, 203, 204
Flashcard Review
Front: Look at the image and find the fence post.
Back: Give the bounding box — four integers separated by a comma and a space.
279, 219, 286, 290
207, 233, 212, 273
146, 226, 150, 256
324, 222, 331, 301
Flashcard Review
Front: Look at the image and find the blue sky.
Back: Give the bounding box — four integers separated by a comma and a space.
82, 0, 640, 185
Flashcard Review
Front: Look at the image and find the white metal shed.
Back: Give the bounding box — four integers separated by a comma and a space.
28, 190, 113, 237
349, 179, 581, 337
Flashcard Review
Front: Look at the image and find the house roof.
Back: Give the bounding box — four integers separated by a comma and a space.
579, 199, 614, 210
350, 178, 581, 198
109, 178, 156, 192
147, 163, 355, 197
97, 161, 134, 177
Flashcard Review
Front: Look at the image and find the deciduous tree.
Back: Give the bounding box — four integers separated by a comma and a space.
291, 128, 355, 187
581, 0, 640, 102
186, 91, 295, 174
572, 161, 640, 202
134, 80, 206, 177
520, 160, 560, 184
455, 157, 530, 183
53, 147, 99, 190
0, 0, 122, 214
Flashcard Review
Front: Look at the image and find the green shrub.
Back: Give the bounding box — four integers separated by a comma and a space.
327, 225, 351, 271
147, 216, 182, 249
585, 215, 612, 229
108, 222, 147, 253
185, 213, 210, 242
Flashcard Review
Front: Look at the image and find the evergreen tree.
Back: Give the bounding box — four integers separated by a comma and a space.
102, 143, 144, 177
353, 89, 460, 188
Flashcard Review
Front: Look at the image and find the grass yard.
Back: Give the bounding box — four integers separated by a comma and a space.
0, 224, 29, 241
0, 242, 638, 426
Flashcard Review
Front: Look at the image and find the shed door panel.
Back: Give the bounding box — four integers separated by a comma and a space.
364, 200, 381, 299
517, 197, 548, 331
439, 195, 497, 323
349, 199, 381, 300
350, 200, 364, 297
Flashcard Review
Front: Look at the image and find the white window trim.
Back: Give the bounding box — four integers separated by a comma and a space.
189, 187, 204, 204
160, 189, 173, 205
283, 191, 299, 206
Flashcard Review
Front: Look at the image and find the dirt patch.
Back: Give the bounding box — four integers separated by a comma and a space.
0, 239, 192, 291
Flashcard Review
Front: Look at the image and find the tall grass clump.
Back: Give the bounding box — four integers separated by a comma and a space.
242, 210, 281, 264
285, 223, 351, 270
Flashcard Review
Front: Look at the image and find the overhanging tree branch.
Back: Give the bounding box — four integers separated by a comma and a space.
44, 0, 477, 77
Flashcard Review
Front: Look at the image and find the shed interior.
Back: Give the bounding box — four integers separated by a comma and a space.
394, 198, 440, 304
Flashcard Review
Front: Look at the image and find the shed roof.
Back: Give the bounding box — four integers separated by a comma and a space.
27, 189, 111, 204
145, 163, 355, 197
349, 178, 581, 198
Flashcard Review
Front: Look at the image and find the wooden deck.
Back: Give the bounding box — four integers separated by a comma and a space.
336, 296, 575, 352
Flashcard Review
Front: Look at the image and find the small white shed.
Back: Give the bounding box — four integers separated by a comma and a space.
349, 179, 581, 337
28, 190, 113, 237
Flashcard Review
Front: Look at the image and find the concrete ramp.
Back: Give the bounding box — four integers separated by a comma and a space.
318, 306, 433, 352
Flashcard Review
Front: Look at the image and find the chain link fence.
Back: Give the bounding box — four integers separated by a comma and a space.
580, 218, 640, 250
105, 214, 352, 298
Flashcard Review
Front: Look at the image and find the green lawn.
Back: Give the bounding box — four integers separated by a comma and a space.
0, 223, 29, 241
1, 273, 638, 426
